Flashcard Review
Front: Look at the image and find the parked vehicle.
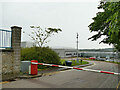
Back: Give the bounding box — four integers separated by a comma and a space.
99, 58, 106, 61
106, 59, 114, 62
106, 56, 110, 60
96, 56, 101, 60
96, 56, 106, 61
89, 57, 96, 60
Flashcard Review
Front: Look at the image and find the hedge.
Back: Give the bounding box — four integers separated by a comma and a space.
21, 47, 60, 69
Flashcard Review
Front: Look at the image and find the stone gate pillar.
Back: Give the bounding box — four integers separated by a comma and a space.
11, 26, 22, 77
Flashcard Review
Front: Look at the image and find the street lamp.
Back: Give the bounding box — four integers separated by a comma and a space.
76, 33, 79, 63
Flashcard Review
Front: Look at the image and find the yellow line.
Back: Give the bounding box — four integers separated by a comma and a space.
0, 81, 9, 84
116, 80, 120, 90
44, 71, 60, 76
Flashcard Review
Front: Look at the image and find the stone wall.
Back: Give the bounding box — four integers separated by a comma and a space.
0, 26, 22, 81
1, 49, 14, 80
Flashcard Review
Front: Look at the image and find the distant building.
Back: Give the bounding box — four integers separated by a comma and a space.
52, 49, 77, 58
21, 41, 34, 48
52, 48, 118, 58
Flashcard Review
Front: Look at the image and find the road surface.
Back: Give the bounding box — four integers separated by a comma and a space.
2, 60, 120, 88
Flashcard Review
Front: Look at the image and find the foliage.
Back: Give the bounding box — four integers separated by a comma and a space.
88, 1, 120, 51
21, 47, 60, 68
60, 59, 89, 66
29, 26, 62, 47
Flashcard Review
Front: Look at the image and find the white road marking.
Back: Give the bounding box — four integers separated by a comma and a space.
83, 62, 96, 69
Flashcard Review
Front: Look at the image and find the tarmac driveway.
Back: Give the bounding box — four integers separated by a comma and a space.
2, 60, 120, 88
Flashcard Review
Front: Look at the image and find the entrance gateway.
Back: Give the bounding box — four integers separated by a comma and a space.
24, 60, 120, 76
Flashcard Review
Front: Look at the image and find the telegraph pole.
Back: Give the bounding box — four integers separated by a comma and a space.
76, 33, 79, 63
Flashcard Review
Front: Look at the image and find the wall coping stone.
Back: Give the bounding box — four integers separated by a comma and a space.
0, 49, 13, 52
11, 26, 22, 29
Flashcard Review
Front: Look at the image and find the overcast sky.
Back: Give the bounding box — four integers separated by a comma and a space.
0, 0, 113, 49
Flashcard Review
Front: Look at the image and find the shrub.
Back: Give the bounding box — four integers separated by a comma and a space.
21, 47, 60, 69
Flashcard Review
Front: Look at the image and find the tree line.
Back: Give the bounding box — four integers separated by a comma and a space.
88, 1, 120, 52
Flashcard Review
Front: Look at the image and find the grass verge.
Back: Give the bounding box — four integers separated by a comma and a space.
60, 59, 89, 66
38, 59, 89, 71
38, 67, 58, 71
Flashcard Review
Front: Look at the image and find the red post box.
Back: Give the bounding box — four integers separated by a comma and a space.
31, 60, 38, 75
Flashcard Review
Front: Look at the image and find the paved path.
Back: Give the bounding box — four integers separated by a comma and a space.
2, 60, 120, 88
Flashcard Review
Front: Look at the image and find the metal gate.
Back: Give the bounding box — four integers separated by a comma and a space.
0, 29, 12, 48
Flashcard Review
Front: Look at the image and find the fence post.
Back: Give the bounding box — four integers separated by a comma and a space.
11, 26, 22, 77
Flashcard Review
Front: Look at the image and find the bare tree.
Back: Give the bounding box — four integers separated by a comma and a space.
29, 26, 62, 47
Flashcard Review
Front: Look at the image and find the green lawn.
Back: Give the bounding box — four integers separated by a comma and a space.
37, 59, 89, 71
60, 59, 89, 66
